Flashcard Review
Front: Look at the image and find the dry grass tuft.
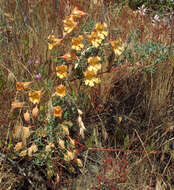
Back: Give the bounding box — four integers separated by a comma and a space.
0, 159, 24, 190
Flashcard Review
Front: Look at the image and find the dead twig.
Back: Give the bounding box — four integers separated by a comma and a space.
134, 129, 154, 172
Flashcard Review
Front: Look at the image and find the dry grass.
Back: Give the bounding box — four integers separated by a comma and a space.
0, 159, 24, 190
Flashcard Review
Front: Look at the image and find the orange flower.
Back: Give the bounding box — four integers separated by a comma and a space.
56, 65, 68, 79
59, 51, 77, 62
16, 82, 23, 91
72, 35, 84, 51
56, 84, 66, 97
48, 35, 62, 43
71, 7, 87, 19
48, 34, 62, 50
59, 53, 72, 62
53, 106, 62, 118
63, 16, 78, 36
28, 90, 41, 104
48, 34, 56, 41
48, 42, 58, 50
16, 81, 32, 91
95, 22, 107, 32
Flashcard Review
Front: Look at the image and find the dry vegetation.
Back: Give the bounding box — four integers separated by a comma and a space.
0, 0, 174, 189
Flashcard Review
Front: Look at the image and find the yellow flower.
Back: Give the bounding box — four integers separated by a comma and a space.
87, 64, 101, 72
48, 35, 62, 50
37, 128, 47, 138
56, 65, 68, 79
28, 91, 41, 104
98, 31, 108, 40
72, 35, 84, 51
45, 142, 55, 153
68, 136, 75, 147
110, 38, 125, 56
87, 23, 108, 47
61, 125, 69, 136
71, 7, 87, 19
48, 34, 56, 41
56, 84, 66, 97
94, 22, 108, 39
88, 56, 101, 64
48, 42, 56, 50
58, 138, 65, 149
63, 16, 78, 36
64, 150, 74, 162
53, 38, 63, 44
75, 158, 83, 167
84, 70, 100, 87
87, 56, 101, 72
87, 31, 102, 47
14, 142, 23, 152
28, 143, 38, 157
53, 106, 62, 118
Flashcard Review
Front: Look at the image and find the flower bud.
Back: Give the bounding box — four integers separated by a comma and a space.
76, 158, 83, 167
24, 110, 30, 123
68, 136, 75, 147
62, 125, 69, 136
64, 150, 74, 162
32, 105, 39, 118
58, 138, 65, 149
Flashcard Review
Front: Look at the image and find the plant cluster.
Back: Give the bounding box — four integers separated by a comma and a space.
0, 5, 127, 183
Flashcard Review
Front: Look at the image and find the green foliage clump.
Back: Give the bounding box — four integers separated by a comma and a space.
114, 29, 172, 73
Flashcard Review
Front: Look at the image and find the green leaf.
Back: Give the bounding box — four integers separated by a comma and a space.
40, 105, 45, 111
85, 135, 95, 148
124, 135, 129, 149
146, 143, 154, 152
63, 120, 73, 128
163, 143, 170, 153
